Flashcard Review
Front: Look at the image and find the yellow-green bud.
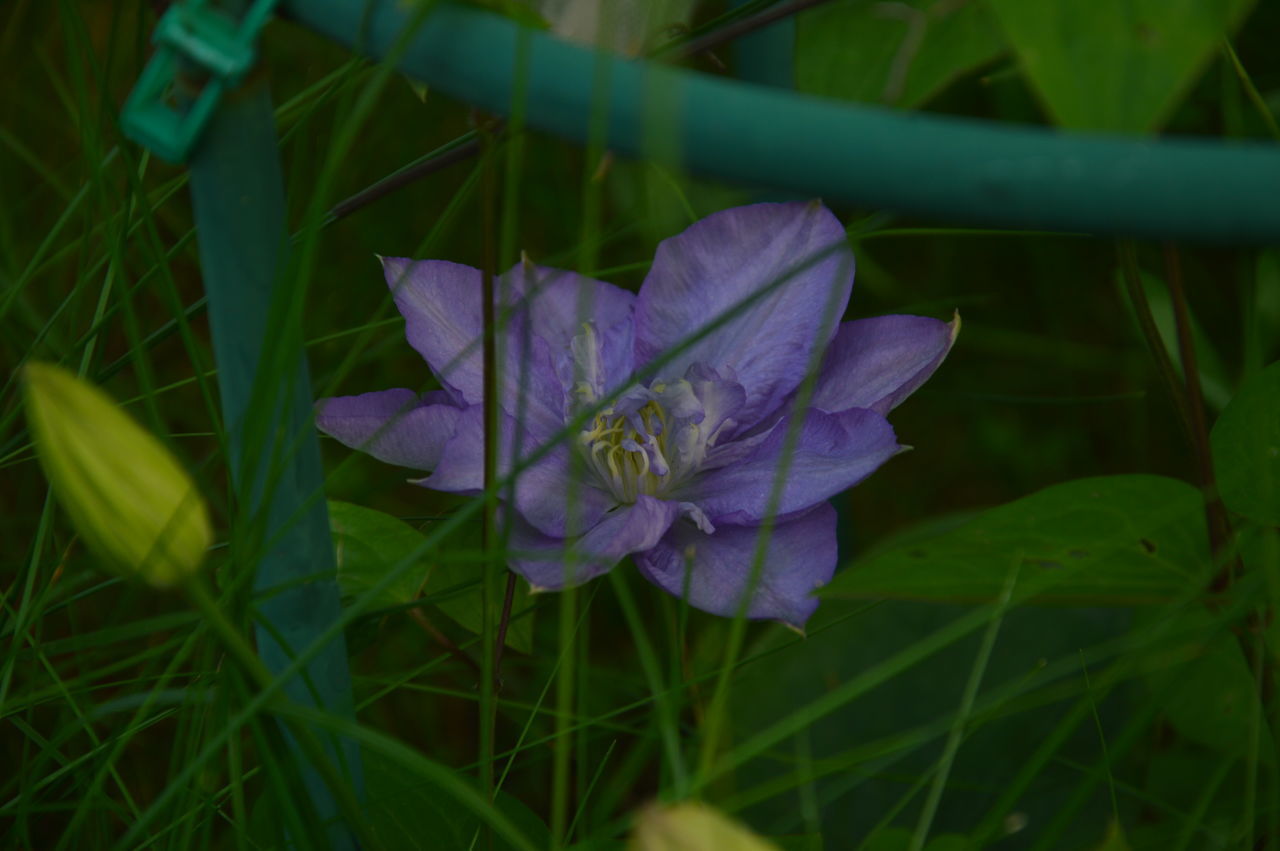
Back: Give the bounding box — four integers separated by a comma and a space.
23, 362, 212, 588
629, 802, 780, 851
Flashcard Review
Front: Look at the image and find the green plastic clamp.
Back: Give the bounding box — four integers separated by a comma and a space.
120, 0, 279, 163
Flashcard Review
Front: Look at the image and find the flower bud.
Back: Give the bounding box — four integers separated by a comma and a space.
23, 362, 212, 587
629, 801, 779, 851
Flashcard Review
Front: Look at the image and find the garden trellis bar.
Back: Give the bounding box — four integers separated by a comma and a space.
118, 0, 1280, 842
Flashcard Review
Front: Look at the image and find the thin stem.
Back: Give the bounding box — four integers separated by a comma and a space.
1223, 40, 1280, 141
409, 607, 483, 677
1162, 244, 1234, 587
658, 0, 836, 59
1116, 240, 1194, 442
325, 130, 486, 222
492, 571, 518, 678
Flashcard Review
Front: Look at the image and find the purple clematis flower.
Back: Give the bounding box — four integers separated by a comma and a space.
317, 202, 956, 628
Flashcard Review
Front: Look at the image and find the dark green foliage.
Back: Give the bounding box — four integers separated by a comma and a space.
3, 1, 1279, 849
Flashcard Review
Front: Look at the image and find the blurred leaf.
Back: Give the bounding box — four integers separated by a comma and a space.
986, 0, 1255, 132
770, 834, 823, 851
825, 475, 1209, 603
1211, 360, 1280, 524
629, 801, 780, 850
925, 836, 975, 851
795, 0, 1006, 108
1144, 606, 1274, 761
329, 502, 533, 652
841, 829, 971, 850
1137, 742, 1249, 845
364, 748, 550, 850
1092, 820, 1131, 851
860, 828, 912, 850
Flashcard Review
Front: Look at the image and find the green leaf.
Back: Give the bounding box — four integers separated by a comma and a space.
331, 501, 434, 610
1143, 606, 1274, 761
1211, 360, 1280, 524
796, 0, 1006, 108
986, 0, 1256, 132
363, 748, 551, 850
824, 475, 1209, 603
329, 501, 533, 653
428, 524, 536, 655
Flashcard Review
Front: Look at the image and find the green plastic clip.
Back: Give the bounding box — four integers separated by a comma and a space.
121, 0, 279, 163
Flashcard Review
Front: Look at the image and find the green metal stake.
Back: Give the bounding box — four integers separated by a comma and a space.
122, 2, 362, 846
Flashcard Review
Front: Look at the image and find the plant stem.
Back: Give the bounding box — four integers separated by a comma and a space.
325, 130, 487, 223
1161, 244, 1235, 589
1116, 241, 1194, 442
493, 571, 518, 677
410, 607, 483, 676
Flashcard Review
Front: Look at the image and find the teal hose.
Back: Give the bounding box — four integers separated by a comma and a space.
282, 0, 1280, 243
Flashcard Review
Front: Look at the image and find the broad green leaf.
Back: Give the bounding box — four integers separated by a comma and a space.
363, 748, 551, 850
331, 501, 433, 610
1137, 741, 1256, 844
824, 475, 1209, 603
986, 0, 1256, 132
428, 530, 536, 655
1143, 606, 1274, 761
796, 0, 1006, 108
329, 501, 533, 652
1211, 360, 1280, 524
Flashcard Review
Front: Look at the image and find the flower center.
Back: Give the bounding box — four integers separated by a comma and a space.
577, 398, 672, 503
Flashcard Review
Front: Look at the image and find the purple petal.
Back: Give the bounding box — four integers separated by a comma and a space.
315, 389, 461, 470
508, 496, 678, 590
420, 406, 615, 537
507, 263, 634, 352
634, 202, 854, 430
635, 502, 838, 628
382, 258, 485, 405
676, 407, 900, 524
505, 264, 637, 402
811, 314, 959, 415
381, 257, 565, 438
